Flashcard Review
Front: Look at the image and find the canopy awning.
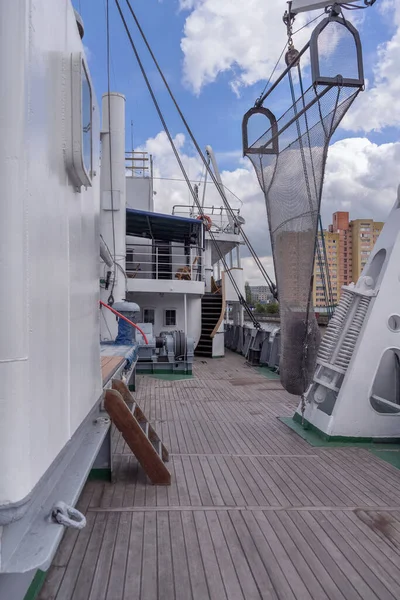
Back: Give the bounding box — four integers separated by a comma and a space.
126, 208, 203, 244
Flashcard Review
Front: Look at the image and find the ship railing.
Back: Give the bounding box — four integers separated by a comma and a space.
126, 242, 203, 282
172, 205, 242, 234
125, 151, 153, 178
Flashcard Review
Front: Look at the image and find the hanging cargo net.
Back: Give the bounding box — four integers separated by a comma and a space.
243, 15, 364, 395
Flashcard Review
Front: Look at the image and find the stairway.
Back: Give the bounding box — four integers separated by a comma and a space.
195, 293, 223, 358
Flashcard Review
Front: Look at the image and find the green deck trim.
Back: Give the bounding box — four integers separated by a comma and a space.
256, 366, 281, 380
280, 415, 400, 448
369, 449, 400, 470
24, 570, 47, 600
88, 468, 112, 481
149, 373, 194, 381
137, 368, 192, 375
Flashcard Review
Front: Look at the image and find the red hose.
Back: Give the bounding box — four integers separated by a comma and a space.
99, 300, 149, 345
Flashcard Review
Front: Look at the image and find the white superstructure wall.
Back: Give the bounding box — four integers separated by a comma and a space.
0, 0, 102, 505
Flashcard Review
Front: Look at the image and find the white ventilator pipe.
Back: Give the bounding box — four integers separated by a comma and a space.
100, 92, 127, 340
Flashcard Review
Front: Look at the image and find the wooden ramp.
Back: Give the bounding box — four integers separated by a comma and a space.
105, 381, 170, 486
40, 352, 400, 600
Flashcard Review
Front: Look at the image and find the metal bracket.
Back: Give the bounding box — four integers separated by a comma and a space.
242, 107, 279, 156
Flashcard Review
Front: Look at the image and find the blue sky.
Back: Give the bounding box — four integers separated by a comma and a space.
77, 0, 250, 167
77, 0, 396, 163
75, 0, 400, 284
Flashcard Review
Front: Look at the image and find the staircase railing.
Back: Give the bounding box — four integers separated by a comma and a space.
211, 271, 226, 339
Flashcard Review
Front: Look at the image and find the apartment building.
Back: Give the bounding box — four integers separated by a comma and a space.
313, 212, 384, 308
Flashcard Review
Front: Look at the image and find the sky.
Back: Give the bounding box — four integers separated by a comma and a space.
76, 0, 400, 285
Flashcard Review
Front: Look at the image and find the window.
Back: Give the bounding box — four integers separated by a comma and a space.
164, 309, 176, 327
67, 53, 93, 189
143, 308, 155, 325
82, 62, 92, 176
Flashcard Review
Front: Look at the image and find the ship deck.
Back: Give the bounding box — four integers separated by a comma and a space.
40, 351, 400, 600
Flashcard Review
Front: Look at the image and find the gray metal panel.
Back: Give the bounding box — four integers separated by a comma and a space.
1, 400, 110, 573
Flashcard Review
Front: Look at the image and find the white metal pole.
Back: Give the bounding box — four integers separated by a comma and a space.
184, 294, 187, 339
156, 247, 159, 280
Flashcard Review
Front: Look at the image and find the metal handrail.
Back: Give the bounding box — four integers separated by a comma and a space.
126, 242, 203, 282
172, 205, 241, 233
172, 204, 241, 216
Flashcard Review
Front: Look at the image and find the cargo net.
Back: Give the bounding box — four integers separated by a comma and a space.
243, 16, 364, 395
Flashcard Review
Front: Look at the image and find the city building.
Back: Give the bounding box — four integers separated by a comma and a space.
350, 218, 384, 280
314, 230, 340, 308
250, 285, 273, 304
313, 212, 384, 308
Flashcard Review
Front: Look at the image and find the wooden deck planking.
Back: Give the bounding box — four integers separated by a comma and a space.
101, 356, 125, 386
41, 351, 400, 600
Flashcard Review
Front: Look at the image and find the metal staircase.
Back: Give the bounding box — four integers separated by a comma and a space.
195, 293, 223, 358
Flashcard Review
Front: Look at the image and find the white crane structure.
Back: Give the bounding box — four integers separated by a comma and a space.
290, 0, 365, 14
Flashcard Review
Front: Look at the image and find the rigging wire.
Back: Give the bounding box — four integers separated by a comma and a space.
119, 0, 276, 300
257, 11, 325, 104
106, 0, 117, 305
104, 0, 118, 90
114, 0, 261, 328
295, 58, 335, 318
201, 157, 209, 209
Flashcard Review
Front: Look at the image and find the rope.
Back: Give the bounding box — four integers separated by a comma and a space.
256, 11, 325, 105
201, 157, 209, 209
257, 43, 288, 106
296, 64, 335, 319
287, 68, 316, 403
120, 0, 276, 300
114, 0, 261, 329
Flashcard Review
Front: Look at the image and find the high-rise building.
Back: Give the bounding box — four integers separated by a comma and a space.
350, 219, 384, 281
314, 230, 340, 307
313, 212, 384, 308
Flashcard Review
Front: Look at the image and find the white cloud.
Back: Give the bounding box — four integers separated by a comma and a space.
322, 137, 400, 223
241, 255, 275, 286
138, 131, 399, 285
178, 0, 400, 136
342, 0, 400, 132
179, 0, 313, 95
